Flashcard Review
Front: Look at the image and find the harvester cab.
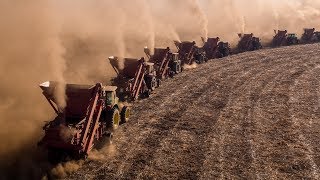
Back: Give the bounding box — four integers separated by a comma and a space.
201, 37, 231, 59
237, 33, 262, 53
38, 81, 130, 163
108, 56, 158, 101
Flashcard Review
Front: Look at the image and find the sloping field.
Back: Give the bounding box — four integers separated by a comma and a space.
68, 44, 320, 179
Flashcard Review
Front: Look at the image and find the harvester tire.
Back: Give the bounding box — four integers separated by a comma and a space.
108, 108, 120, 130
223, 49, 230, 57
48, 148, 68, 164
144, 89, 151, 98
146, 77, 157, 91
157, 79, 162, 87
120, 106, 130, 124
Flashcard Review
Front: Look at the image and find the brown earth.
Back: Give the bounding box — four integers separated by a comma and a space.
67, 43, 320, 179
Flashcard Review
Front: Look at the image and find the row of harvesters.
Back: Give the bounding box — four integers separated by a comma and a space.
37, 37, 232, 163
272, 28, 320, 47
38, 28, 320, 163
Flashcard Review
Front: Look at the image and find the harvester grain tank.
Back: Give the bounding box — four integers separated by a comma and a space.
301, 28, 320, 43
272, 30, 299, 47
109, 57, 158, 101
38, 81, 130, 163
237, 33, 262, 53
272, 30, 288, 47
201, 37, 231, 59
144, 47, 182, 79
174, 41, 206, 65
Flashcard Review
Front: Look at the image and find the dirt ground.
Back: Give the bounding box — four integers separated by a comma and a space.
67, 44, 320, 179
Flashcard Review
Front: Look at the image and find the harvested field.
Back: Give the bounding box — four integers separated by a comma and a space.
68, 44, 320, 179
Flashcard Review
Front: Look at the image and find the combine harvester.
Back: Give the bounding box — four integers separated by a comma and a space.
272, 30, 299, 47
300, 28, 320, 44
236, 33, 262, 53
109, 57, 159, 101
201, 37, 231, 59
38, 81, 130, 163
174, 40, 207, 65
144, 47, 182, 79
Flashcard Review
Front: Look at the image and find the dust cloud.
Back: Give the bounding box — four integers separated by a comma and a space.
1, 0, 320, 179
49, 160, 84, 179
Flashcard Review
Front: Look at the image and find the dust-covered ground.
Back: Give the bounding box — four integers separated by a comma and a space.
67, 44, 320, 179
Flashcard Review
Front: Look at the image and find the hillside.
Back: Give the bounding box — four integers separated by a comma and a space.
68, 44, 320, 179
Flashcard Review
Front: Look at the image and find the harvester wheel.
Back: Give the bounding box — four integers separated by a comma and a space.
144, 89, 151, 98
146, 77, 157, 91
120, 106, 130, 124
223, 49, 230, 57
48, 148, 67, 164
108, 108, 120, 130
157, 79, 162, 87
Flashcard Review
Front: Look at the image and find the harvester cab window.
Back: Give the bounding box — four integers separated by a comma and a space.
106, 91, 113, 105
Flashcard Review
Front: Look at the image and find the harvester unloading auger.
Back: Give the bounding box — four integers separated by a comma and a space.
38, 81, 130, 163
272, 30, 299, 47
237, 33, 262, 53
201, 37, 231, 59
144, 47, 182, 79
109, 57, 159, 101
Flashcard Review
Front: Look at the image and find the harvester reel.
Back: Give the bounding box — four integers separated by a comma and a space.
120, 106, 130, 124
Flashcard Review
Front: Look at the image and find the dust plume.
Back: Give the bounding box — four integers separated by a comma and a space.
50, 160, 84, 179
183, 63, 198, 70
0, 0, 65, 163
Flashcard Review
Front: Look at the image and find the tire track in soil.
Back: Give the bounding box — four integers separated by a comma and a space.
252, 57, 320, 179
289, 66, 320, 179
71, 47, 303, 178
69, 52, 258, 178
90, 51, 276, 177
197, 55, 308, 179
127, 50, 300, 179
120, 50, 288, 178
117, 61, 257, 179
68, 44, 320, 179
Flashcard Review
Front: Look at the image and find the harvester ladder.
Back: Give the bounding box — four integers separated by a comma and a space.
159, 52, 170, 79
131, 61, 145, 100
83, 100, 103, 153
186, 46, 195, 65
79, 84, 101, 151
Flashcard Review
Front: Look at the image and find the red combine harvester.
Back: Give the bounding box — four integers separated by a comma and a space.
272, 30, 299, 47
301, 28, 320, 43
174, 41, 207, 65
38, 81, 130, 163
144, 47, 182, 79
201, 37, 231, 59
237, 33, 262, 53
109, 57, 159, 101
